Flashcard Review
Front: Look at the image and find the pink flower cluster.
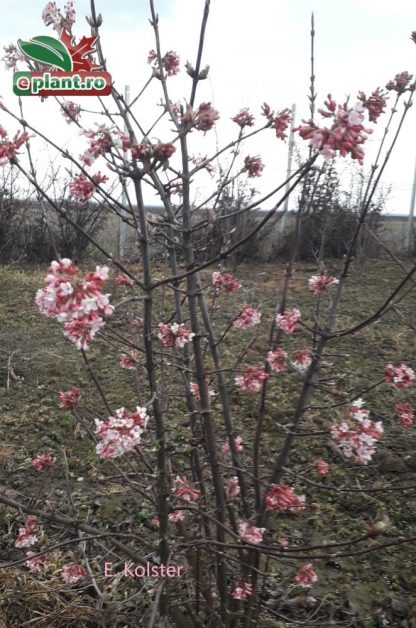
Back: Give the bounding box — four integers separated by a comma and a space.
80, 124, 129, 166
358, 88, 387, 123
158, 322, 195, 348
233, 304, 262, 329
275, 308, 301, 334
222, 436, 243, 454
95, 406, 149, 459
232, 108, 255, 128
395, 402, 414, 427
0, 127, 31, 165
60, 563, 88, 584
173, 476, 201, 502
62, 100, 81, 124
386, 71, 413, 94
308, 273, 339, 295
295, 563, 318, 587
384, 363, 415, 390
264, 484, 306, 512
297, 95, 373, 164
331, 399, 383, 464
148, 49, 180, 76
232, 579, 253, 600
314, 459, 330, 476
42, 1, 76, 32
59, 386, 80, 409
190, 381, 215, 399
194, 102, 219, 132
169, 510, 185, 523
36, 259, 113, 350
212, 271, 240, 293
2, 44, 25, 70
237, 520, 265, 545
244, 155, 265, 178
235, 366, 268, 392
26, 551, 49, 573
15, 516, 39, 548
32, 453, 55, 472
262, 104, 292, 139
267, 348, 287, 373
119, 351, 139, 369
292, 349, 312, 374
131, 141, 176, 164
69, 172, 108, 202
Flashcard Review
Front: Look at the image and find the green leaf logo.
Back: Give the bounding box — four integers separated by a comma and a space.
18, 36, 73, 72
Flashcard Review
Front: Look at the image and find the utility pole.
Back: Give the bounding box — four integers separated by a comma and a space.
406, 156, 416, 254
281, 103, 296, 234
119, 84, 130, 261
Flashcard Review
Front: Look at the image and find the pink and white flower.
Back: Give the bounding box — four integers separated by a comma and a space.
264, 484, 306, 512
95, 406, 149, 459
222, 436, 243, 454
225, 476, 240, 497
169, 510, 185, 523
384, 363, 415, 390
275, 308, 301, 334
15, 516, 39, 548
32, 454, 55, 472
308, 273, 339, 295
292, 349, 312, 374
172, 476, 201, 502
158, 322, 195, 348
395, 401, 414, 427
26, 551, 49, 573
237, 520, 265, 545
232, 579, 253, 600
119, 351, 139, 370
235, 366, 268, 392
59, 386, 80, 409
331, 399, 383, 464
233, 304, 262, 329
212, 271, 240, 294
295, 563, 318, 587
60, 563, 88, 584
267, 348, 287, 373
314, 459, 330, 476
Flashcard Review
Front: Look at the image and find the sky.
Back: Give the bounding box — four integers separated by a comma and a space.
1, 0, 416, 214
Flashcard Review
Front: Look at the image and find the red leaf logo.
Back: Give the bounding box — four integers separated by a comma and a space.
60, 29, 101, 72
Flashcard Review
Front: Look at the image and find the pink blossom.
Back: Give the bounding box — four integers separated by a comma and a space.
194, 102, 219, 132
36, 259, 113, 350
358, 88, 387, 123
0, 129, 31, 165
395, 402, 414, 427
222, 436, 243, 454
2, 44, 25, 70
15, 516, 38, 548
232, 579, 253, 600
237, 520, 265, 545
60, 564, 88, 584
131, 141, 153, 160
119, 351, 139, 370
158, 322, 195, 348
331, 399, 383, 464
212, 271, 240, 293
26, 551, 49, 573
189, 153, 215, 175
169, 510, 185, 523
32, 453, 55, 472
153, 143, 176, 162
80, 124, 127, 166
261, 104, 292, 139
264, 484, 306, 512
267, 348, 287, 373
235, 366, 269, 392
59, 386, 80, 409
42, 1, 76, 32
296, 95, 373, 165
69, 172, 108, 202
148, 49, 180, 76
275, 308, 301, 334
244, 155, 264, 178
384, 363, 415, 390
386, 71, 413, 93
314, 459, 330, 476
225, 476, 240, 497
233, 304, 262, 329
232, 108, 255, 128
292, 349, 312, 374
95, 406, 149, 459
173, 476, 201, 502
115, 273, 134, 286
295, 563, 318, 587
308, 273, 339, 295
61, 101, 81, 124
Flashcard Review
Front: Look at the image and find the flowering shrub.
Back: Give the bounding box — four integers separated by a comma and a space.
2, 2, 416, 626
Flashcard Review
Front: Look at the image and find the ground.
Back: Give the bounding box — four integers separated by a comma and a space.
0, 258, 416, 627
